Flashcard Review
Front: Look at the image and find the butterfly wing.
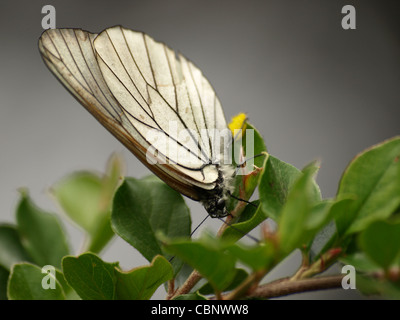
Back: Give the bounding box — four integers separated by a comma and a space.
39, 27, 229, 201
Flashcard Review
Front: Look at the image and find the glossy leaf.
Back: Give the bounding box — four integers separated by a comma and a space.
51, 154, 123, 253
259, 156, 320, 222
228, 122, 267, 213
0, 266, 8, 300
340, 252, 381, 273
220, 200, 265, 242
162, 234, 237, 291
309, 197, 356, 261
62, 253, 118, 300
55, 269, 80, 300
356, 274, 400, 299
198, 268, 248, 295
8, 263, 65, 300
359, 220, 400, 270
278, 162, 321, 254
0, 224, 32, 270
330, 196, 357, 238
309, 221, 338, 262
115, 255, 173, 300
305, 200, 334, 230
16, 191, 69, 269
111, 175, 191, 264
337, 137, 400, 234
226, 242, 274, 271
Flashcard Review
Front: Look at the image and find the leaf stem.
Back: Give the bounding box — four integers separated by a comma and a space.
292, 248, 343, 280
217, 201, 247, 236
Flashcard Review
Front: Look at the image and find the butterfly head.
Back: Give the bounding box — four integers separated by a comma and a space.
202, 196, 229, 218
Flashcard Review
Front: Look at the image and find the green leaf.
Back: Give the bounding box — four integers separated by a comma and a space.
0, 224, 32, 270
278, 162, 321, 254
16, 191, 69, 269
359, 220, 400, 270
198, 268, 248, 295
7, 263, 65, 300
259, 156, 320, 222
55, 269, 80, 300
63, 253, 172, 300
115, 255, 173, 300
52, 172, 101, 231
62, 253, 118, 300
227, 121, 267, 219
309, 197, 356, 261
244, 122, 268, 169
309, 221, 338, 262
221, 200, 266, 242
51, 154, 123, 253
229, 123, 267, 209
226, 242, 274, 271
356, 274, 400, 299
337, 136, 400, 234
305, 200, 334, 230
222, 150, 269, 241
231, 121, 267, 170
162, 234, 237, 291
0, 266, 9, 300
51, 172, 112, 253
339, 253, 381, 273
330, 196, 357, 238
111, 176, 191, 264
304, 200, 336, 257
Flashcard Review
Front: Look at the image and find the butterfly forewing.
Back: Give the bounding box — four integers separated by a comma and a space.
39, 29, 122, 122
39, 26, 232, 208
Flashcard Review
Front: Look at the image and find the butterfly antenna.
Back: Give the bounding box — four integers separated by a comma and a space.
190, 214, 210, 237
168, 214, 210, 263
228, 191, 258, 208
234, 153, 266, 175
227, 189, 258, 208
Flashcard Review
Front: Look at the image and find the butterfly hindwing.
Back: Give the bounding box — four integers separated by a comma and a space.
39, 26, 231, 201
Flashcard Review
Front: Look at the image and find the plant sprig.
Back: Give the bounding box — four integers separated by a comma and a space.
1, 124, 400, 300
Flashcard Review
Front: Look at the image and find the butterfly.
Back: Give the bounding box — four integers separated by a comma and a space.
39, 26, 246, 218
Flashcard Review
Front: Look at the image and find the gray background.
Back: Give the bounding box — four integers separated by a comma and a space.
0, 0, 399, 299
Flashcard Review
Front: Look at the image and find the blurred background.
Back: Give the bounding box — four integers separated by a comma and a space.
0, 0, 399, 299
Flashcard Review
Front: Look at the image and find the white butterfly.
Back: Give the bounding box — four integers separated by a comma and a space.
39, 26, 237, 218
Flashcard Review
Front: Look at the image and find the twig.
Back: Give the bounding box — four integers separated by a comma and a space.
245, 275, 344, 299
166, 279, 175, 300
223, 270, 266, 300
169, 270, 202, 299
